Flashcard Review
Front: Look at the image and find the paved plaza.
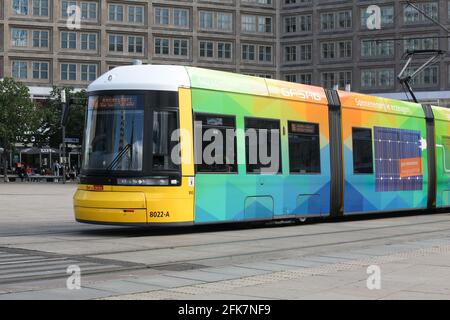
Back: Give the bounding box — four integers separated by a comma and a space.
0, 182, 449, 300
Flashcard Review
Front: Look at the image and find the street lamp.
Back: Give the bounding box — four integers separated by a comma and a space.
61, 90, 69, 184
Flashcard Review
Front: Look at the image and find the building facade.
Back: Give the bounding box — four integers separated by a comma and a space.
0, 0, 449, 106
280, 0, 450, 106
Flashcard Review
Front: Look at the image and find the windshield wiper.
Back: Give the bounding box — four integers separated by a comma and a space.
106, 143, 132, 170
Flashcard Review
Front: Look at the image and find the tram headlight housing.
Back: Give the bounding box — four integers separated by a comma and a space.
117, 178, 178, 186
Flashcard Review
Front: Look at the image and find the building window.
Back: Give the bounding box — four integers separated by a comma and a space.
284, 16, 296, 33
321, 71, 352, 89
321, 12, 334, 31
199, 41, 214, 58
352, 128, 374, 174
242, 15, 272, 33
81, 64, 97, 81
32, 61, 48, 79
32, 30, 49, 48
173, 39, 188, 56
406, 66, 439, 87
109, 35, 124, 52
174, 9, 189, 27
12, 0, 28, 15
32, 0, 48, 16
321, 11, 352, 31
284, 14, 313, 33
288, 121, 321, 174
81, 2, 98, 20
242, 0, 272, 5
61, 32, 77, 49
194, 114, 238, 173
109, 4, 124, 22
245, 118, 281, 174
361, 6, 394, 29
404, 2, 438, 24
242, 44, 256, 61
361, 40, 394, 58
286, 73, 312, 85
241, 15, 256, 32
12, 61, 28, 79
321, 41, 352, 60
199, 11, 213, 29
321, 42, 335, 59
299, 73, 312, 85
218, 42, 232, 59
259, 46, 272, 62
299, 15, 312, 32
128, 6, 144, 24
285, 74, 297, 82
404, 37, 438, 52
284, 46, 297, 62
217, 12, 233, 31
154, 7, 169, 25
299, 44, 312, 61
155, 38, 169, 55
361, 69, 395, 89
81, 33, 97, 50
128, 36, 143, 54
199, 11, 232, 31
11, 28, 28, 47
258, 16, 272, 33
338, 11, 352, 28
61, 1, 77, 18
61, 63, 77, 81
339, 41, 352, 59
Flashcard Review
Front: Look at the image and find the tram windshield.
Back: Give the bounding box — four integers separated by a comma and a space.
82, 94, 144, 171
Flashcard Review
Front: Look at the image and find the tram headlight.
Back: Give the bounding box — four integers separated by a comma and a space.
117, 178, 173, 186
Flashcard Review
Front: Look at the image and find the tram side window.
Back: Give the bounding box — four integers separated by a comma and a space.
245, 118, 282, 174
152, 110, 180, 172
443, 136, 450, 170
288, 121, 321, 174
352, 127, 374, 174
194, 114, 238, 173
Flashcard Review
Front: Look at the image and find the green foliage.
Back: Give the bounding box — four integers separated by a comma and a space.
34, 87, 87, 148
0, 77, 40, 151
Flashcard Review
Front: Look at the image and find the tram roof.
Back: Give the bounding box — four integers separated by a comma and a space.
88, 64, 425, 116
88, 64, 328, 105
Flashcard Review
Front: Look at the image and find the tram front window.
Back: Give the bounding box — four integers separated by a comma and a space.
83, 95, 144, 171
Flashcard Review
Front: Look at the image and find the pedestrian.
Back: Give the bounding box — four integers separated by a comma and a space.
54, 161, 61, 177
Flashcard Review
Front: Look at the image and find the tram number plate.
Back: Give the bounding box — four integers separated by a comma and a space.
149, 211, 170, 218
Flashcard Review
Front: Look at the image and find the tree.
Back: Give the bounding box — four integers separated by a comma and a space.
33, 87, 87, 149
0, 78, 40, 182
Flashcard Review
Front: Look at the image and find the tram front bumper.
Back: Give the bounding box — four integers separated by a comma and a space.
74, 189, 148, 224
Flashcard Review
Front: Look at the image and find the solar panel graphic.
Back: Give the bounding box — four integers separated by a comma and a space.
374, 127, 423, 192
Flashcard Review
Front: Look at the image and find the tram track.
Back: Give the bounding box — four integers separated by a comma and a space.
1, 216, 450, 286
2, 214, 449, 253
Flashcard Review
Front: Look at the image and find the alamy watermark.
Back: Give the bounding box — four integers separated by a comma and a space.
66, 5, 81, 30
366, 265, 381, 290
66, 265, 81, 290
170, 123, 281, 173
366, 5, 382, 30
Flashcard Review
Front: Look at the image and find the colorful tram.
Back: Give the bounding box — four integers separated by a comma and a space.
74, 65, 450, 225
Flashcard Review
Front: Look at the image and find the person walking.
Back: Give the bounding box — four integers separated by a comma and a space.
54, 161, 61, 182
